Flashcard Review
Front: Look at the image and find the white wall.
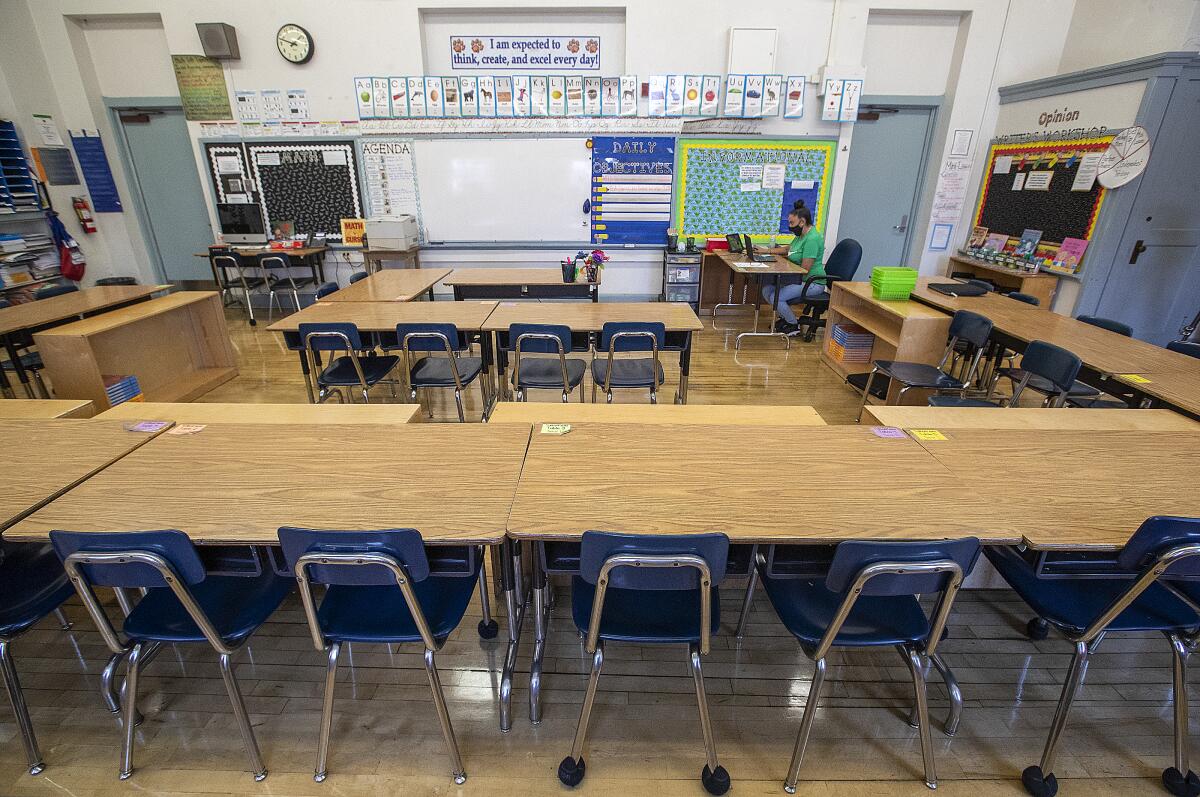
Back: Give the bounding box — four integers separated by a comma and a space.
863, 10, 962, 95
80, 14, 176, 98
1058, 0, 1200, 74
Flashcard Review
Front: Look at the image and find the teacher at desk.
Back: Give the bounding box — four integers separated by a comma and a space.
756, 199, 825, 335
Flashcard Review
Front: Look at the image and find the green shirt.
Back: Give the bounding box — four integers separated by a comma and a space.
788, 227, 825, 278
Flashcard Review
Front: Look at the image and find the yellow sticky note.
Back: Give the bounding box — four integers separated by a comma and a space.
909, 429, 947, 441
1118, 374, 1152, 384
540, 423, 572, 435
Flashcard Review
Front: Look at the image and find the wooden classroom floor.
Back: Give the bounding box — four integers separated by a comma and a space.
0, 307, 1183, 796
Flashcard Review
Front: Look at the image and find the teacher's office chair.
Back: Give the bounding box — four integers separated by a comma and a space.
788, 238, 862, 342
985, 517, 1200, 797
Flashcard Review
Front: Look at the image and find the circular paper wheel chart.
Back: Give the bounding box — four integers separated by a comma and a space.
1097, 125, 1151, 189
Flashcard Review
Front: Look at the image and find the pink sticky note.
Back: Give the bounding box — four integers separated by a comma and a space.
871, 426, 907, 439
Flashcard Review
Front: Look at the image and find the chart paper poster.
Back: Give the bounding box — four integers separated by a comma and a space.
170, 55, 232, 121
601, 78, 620, 115
591, 136, 674, 245
361, 138, 423, 243
619, 76, 638, 116
565, 75, 584, 116
725, 75, 746, 116
762, 75, 783, 116
784, 76, 806, 118
448, 35, 601, 71
584, 77, 602, 116
407, 78, 427, 117
700, 76, 721, 116
494, 76, 513, 116
665, 75, 684, 116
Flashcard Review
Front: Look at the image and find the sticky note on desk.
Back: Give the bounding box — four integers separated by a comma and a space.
1117, 374, 1152, 384
909, 429, 948, 441
168, 424, 207, 436
871, 426, 907, 439
125, 421, 170, 433
540, 423, 571, 435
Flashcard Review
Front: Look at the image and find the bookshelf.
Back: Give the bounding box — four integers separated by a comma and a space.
0, 120, 62, 297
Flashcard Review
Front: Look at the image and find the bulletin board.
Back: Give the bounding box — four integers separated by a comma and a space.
247, 142, 362, 241
675, 138, 836, 242
973, 136, 1113, 246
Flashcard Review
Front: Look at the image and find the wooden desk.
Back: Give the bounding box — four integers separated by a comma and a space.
506, 424, 1013, 543
0, 284, 169, 397
908, 429, 1200, 549
267, 299, 498, 333
862, 405, 1199, 431
320, 268, 451, 303
6, 423, 532, 545
488, 402, 826, 426
821, 282, 952, 405
0, 399, 95, 419
1110, 371, 1200, 418
0, 419, 165, 531
443, 267, 600, 302
702, 250, 800, 314
714, 251, 808, 349
196, 246, 328, 285
946, 254, 1059, 306
97, 401, 420, 425
33, 292, 237, 410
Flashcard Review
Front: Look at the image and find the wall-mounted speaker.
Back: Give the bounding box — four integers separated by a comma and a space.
196, 23, 240, 60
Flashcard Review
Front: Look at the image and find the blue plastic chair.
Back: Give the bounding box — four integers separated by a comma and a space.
985, 517, 1200, 797
314, 281, 340, 299
257, 253, 315, 320
35, 283, 79, 300
761, 538, 980, 792
348, 270, 369, 284
299, 322, 399, 405
590, 322, 667, 404
507, 323, 587, 402
388, 323, 484, 422
51, 530, 292, 781
989, 340, 1083, 407
1009, 292, 1040, 306
278, 528, 478, 785
856, 310, 994, 420
557, 531, 731, 795
1167, 341, 1200, 360
0, 541, 75, 775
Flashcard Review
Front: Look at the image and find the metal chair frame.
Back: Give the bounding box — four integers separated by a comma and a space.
303, 330, 395, 405
512, 331, 584, 403
564, 553, 724, 786
783, 558, 965, 793
291, 551, 466, 785
61, 550, 268, 782
856, 331, 989, 422
258, 255, 311, 321
211, 254, 266, 326
1017, 542, 1200, 797
0, 606, 72, 775
592, 330, 663, 404
399, 330, 482, 423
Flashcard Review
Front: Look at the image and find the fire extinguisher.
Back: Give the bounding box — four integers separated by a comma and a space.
72, 196, 97, 234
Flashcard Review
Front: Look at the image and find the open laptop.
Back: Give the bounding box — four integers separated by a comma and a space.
742, 234, 777, 263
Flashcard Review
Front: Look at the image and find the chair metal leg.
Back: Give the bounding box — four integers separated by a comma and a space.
903, 645, 938, 789
424, 648, 467, 785
54, 607, 71, 630
119, 642, 144, 780
1024, 640, 1089, 797
31, 369, 49, 399
734, 568, 758, 640
454, 388, 466, 422
784, 657, 827, 794
476, 559, 498, 639
930, 652, 963, 737
529, 580, 548, 724
1164, 634, 1199, 796
218, 651, 268, 781
856, 368, 878, 422
314, 642, 341, 783
101, 650, 124, 714
0, 639, 45, 775
559, 642, 604, 786
689, 643, 730, 794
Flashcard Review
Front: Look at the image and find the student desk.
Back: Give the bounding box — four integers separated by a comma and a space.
0, 419, 165, 532
97, 401, 420, 425
945, 254, 1059, 306
319, 268, 451, 303
481, 301, 703, 405
267, 300, 499, 405
906, 429, 1200, 550
33, 292, 238, 410
442, 267, 600, 302
0, 284, 169, 398
5, 423, 531, 545
196, 245, 329, 285
487, 402, 826, 426
1111, 369, 1200, 418
820, 281, 953, 405
0, 399, 95, 419
709, 250, 807, 348
862, 405, 1200, 431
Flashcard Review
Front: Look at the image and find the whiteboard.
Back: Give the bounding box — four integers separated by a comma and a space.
413, 137, 593, 243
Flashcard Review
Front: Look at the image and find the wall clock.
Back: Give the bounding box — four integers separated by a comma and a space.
276, 24, 314, 64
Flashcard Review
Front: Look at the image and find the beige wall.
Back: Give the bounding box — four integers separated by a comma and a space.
1059, 0, 1200, 74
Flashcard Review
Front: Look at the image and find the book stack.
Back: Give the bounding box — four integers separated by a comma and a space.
0, 234, 27, 253
103, 374, 144, 406
828, 323, 874, 363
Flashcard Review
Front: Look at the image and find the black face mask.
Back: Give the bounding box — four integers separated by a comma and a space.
789, 224, 805, 236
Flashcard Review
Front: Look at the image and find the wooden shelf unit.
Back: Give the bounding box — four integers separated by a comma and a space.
946, 254, 1059, 305
33, 291, 237, 410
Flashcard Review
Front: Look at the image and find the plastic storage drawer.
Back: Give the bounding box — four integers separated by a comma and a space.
667, 264, 701, 283
665, 284, 700, 303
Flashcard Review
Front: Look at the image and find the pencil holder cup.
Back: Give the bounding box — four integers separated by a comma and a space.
561, 263, 576, 283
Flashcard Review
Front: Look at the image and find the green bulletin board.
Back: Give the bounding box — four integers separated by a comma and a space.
675, 138, 836, 242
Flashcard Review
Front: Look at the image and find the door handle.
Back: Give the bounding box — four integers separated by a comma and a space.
1129, 240, 1147, 264
893, 214, 908, 232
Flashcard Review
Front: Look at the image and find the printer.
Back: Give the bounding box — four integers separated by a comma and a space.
363, 215, 419, 249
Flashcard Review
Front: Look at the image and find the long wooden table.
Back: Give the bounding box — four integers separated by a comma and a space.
862, 406, 1199, 431
488, 402, 826, 426
5, 423, 532, 545
443, 267, 600, 302
0, 419, 166, 532
0, 284, 169, 397
1111, 369, 1200, 417
97, 401, 420, 425
482, 301, 703, 405
945, 254, 1059, 306
0, 399, 95, 419
320, 268, 451, 303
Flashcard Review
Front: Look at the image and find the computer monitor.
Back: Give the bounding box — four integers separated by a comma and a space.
217, 203, 267, 245
742, 234, 755, 261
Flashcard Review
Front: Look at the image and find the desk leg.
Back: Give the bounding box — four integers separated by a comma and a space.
0, 334, 14, 398
735, 274, 789, 349
499, 538, 526, 733
297, 350, 316, 404
713, 261, 747, 321
676, 331, 692, 404
453, 286, 463, 302
478, 331, 496, 419
591, 283, 598, 303
3, 335, 36, 398
529, 553, 548, 724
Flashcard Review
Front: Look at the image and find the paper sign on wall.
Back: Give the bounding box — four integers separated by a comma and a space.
839, 79, 862, 122
700, 76, 721, 116
236, 90, 262, 122
821, 79, 843, 121
548, 76, 566, 116
1011, 172, 1026, 190
1071, 152, 1102, 191
761, 163, 786, 190
424, 76, 444, 117
460, 76, 479, 116
407, 77, 427, 117
1024, 171, 1053, 191
762, 75, 782, 116
261, 89, 286, 121
565, 75, 584, 116
494, 76, 513, 116
784, 76, 805, 118
992, 155, 1013, 174
371, 79, 390, 118
743, 75, 764, 117
682, 75, 702, 116
389, 79, 408, 118
665, 75, 684, 116
619, 75, 638, 116
583, 77, 601, 116
442, 77, 461, 117
530, 76, 548, 116
477, 75, 496, 117
601, 77, 620, 115
724, 75, 745, 116
513, 76, 532, 116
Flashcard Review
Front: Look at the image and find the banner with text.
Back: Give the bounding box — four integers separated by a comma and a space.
450, 35, 601, 70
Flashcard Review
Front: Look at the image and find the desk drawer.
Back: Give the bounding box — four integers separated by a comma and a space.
665, 284, 700, 303
666, 264, 701, 283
